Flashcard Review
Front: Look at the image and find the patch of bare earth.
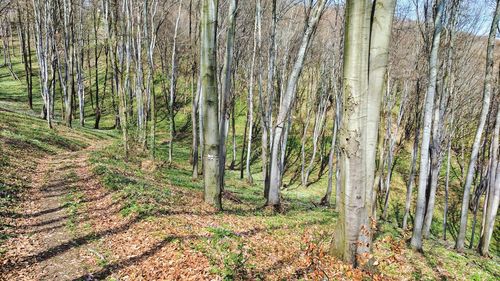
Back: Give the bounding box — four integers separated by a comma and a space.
0, 143, 118, 280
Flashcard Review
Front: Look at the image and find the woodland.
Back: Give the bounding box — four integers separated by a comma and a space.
0, 0, 499, 280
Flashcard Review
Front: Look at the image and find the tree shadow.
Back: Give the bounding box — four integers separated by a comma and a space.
18, 199, 123, 235
71, 221, 319, 280
1, 215, 143, 274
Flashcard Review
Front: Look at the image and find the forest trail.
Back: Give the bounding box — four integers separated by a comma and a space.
0, 141, 114, 280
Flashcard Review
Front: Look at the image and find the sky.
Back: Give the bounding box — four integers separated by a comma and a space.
395, 0, 498, 37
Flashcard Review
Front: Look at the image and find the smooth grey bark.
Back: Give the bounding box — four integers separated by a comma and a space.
200, 0, 221, 209
456, 0, 500, 252
32, 0, 53, 128
321, 90, 340, 206
267, 0, 327, 207
333, 0, 396, 265
245, 0, 262, 184
365, 0, 397, 214
410, 0, 445, 251
169, 1, 183, 164
479, 103, 500, 256
219, 0, 238, 190
333, 0, 372, 264
383, 82, 408, 220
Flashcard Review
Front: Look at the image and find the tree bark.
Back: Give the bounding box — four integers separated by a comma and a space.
169, 0, 183, 164
267, 0, 327, 207
200, 0, 221, 209
333, 0, 395, 266
410, 0, 445, 251
219, 0, 238, 189
456, 0, 499, 252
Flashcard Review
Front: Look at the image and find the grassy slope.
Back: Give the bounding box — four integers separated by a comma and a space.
0, 49, 498, 280
0, 57, 117, 251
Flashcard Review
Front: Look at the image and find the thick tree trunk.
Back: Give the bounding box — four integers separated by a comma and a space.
333, 0, 372, 265
456, 0, 499, 252
333, 0, 396, 265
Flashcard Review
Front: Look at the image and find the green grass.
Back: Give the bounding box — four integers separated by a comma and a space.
0, 41, 498, 280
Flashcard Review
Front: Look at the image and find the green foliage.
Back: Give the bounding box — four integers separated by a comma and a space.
90, 142, 171, 218
201, 227, 253, 281
63, 188, 84, 233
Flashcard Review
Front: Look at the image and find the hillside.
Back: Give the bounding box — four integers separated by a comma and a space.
0, 63, 498, 281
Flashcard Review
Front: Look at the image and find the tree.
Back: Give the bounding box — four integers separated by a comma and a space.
32, 0, 54, 128
218, 0, 238, 190
200, 0, 221, 209
169, 0, 184, 164
455, 0, 500, 252
410, 0, 445, 252
267, 0, 327, 208
479, 92, 500, 256
332, 0, 396, 265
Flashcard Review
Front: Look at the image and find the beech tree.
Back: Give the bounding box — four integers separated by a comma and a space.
410, 0, 445, 251
267, 0, 327, 208
332, 0, 396, 265
455, 0, 499, 252
200, 0, 221, 209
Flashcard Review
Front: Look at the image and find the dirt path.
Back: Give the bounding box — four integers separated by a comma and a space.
0, 143, 115, 281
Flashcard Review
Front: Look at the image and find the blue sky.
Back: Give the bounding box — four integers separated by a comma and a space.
395, 0, 498, 36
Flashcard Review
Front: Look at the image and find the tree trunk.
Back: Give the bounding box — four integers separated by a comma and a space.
456, 0, 500, 252
200, 0, 221, 209
479, 91, 500, 256
219, 0, 238, 189
333, 0, 395, 266
410, 0, 445, 251
267, 0, 327, 207
169, 1, 183, 164
245, 0, 261, 184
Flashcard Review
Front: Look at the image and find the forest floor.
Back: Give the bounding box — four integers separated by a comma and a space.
0, 107, 499, 280
0, 64, 499, 279
1, 141, 113, 280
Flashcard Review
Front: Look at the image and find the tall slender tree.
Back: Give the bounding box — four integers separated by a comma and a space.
456, 0, 500, 252
411, 0, 445, 251
267, 0, 327, 208
200, 0, 221, 209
